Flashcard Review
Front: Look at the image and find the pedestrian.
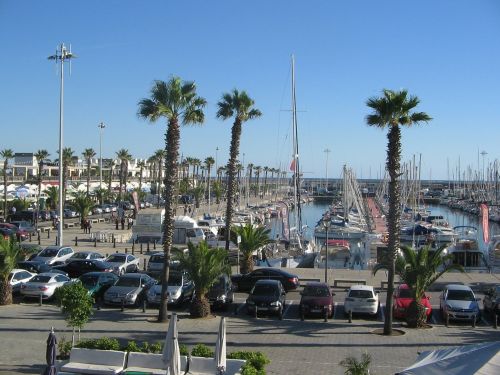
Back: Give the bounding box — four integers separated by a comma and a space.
88, 220, 92, 234
82, 219, 87, 233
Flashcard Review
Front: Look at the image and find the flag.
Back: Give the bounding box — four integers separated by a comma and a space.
289, 158, 296, 172
481, 203, 489, 243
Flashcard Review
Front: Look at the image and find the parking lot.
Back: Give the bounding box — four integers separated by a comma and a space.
3, 274, 500, 375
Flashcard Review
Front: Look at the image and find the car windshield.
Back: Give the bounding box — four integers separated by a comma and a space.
116, 277, 140, 287
168, 274, 182, 285
210, 278, 225, 291
39, 248, 58, 257
303, 286, 330, 297
252, 285, 278, 296
80, 276, 98, 288
447, 289, 475, 301
398, 289, 413, 298
349, 290, 374, 298
31, 275, 51, 283
71, 253, 89, 259
107, 255, 125, 263
150, 255, 164, 263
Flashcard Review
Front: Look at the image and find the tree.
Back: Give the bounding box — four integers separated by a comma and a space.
34, 149, 50, 215
56, 282, 94, 346
178, 241, 229, 318
116, 149, 132, 202
191, 185, 205, 209
153, 149, 166, 208
71, 192, 95, 227
366, 89, 432, 335
0, 149, 14, 216
137, 160, 146, 193
340, 352, 371, 375
82, 148, 96, 197
138, 76, 206, 322
44, 186, 59, 210
212, 181, 223, 205
373, 244, 463, 328
0, 237, 21, 305
216, 89, 262, 250
232, 224, 271, 274
254, 166, 262, 197
60, 147, 76, 206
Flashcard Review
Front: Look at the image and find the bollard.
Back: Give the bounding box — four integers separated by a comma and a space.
445, 312, 449, 327
147, 241, 150, 252
132, 246, 134, 255
75, 236, 78, 246
106, 253, 109, 258
234, 303, 238, 315
153, 240, 156, 250
47, 229, 50, 238
113, 238, 116, 248
348, 310, 352, 323
39, 293, 43, 306
125, 248, 128, 254
494, 314, 498, 329
37, 233, 41, 245
324, 309, 328, 323
121, 300, 124, 312
132, 241, 135, 252
472, 315, 476, 328
143, 258, 147, 271
116, 250, 118, 253
112, 233, 115, 242
94, 238, 97, 247
55, 237, 58, 246
255, 306, 258, 319
140, 243, 143, 254
29, 233, 32, 242
142, 299, 147, 313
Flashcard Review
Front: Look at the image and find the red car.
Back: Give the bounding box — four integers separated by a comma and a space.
393, 284, 432, 320
0, 223, 28, 241
299, 282, 335, 320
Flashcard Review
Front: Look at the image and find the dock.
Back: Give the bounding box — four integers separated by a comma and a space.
366, 197, 387, 235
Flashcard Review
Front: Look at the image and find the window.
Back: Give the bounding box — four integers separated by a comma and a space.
447, 289, 474, 301
55, 275, 68, 282
348, 290, 374, 299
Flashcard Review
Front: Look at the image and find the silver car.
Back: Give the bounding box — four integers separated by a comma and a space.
32, 246, 75, 265
20, 272, 70, 300
103, 273, 155, 306
105, 253, 140, 275
146, 271, 194, 305
440, 284, 481, 322
9, 269, 36, 293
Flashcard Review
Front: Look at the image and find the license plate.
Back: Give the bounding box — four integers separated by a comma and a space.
257, 307, 268, 311
311, 309, 322, 313
113, 298, 122, 303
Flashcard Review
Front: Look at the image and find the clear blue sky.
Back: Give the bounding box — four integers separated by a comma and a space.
1, 0, 499, 180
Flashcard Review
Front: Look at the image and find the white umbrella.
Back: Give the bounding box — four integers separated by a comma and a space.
215, 317, 227, 375
162, 313, 181, 375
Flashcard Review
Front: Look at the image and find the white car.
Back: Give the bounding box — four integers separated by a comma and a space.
105, 253, 140, 275
9, 269, 36, 293
32, 246, 75, 265
146, 271, 194, 305
344, 285, 379, 316
92, 206, 103, 215
20, 272, 71, 300
64, 208, 78, 218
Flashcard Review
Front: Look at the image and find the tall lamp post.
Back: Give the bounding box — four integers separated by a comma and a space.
48, 43, 76, 246
322, 216, 331, 283
98, 122, 105, 192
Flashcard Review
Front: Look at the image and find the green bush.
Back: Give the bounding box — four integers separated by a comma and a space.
191, 343, 214, 358
57, 336, 72, 360
179, 344, 189, 356
149, 342, 163, 354
76, 337, 120, 351
228, 351, 270, 371
124, 340, 141, 353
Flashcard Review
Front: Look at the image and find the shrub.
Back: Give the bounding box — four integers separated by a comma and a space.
191, 343, 214, 358
228, 351, 270, 371
124, 340, 141, 353
57, 336, 72, 360
76, 337, 120, 351
179, 344, 189, 356
149, 341, 163, 354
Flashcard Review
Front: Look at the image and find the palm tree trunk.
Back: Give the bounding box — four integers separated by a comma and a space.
158, 119, 180, 323
190, 293, 210, 318
3, 161, 7, 216
225, 119, 242, 250
0, 278, 13, 305
384, 125, 402, 335
86, 160, 91, 197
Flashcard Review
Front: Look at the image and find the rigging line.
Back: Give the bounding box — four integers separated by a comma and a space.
275, 59, 293, 171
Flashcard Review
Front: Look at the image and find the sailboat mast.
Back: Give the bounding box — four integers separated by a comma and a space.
291, 54, 302, 232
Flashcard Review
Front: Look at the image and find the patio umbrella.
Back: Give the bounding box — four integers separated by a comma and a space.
215, 317, 227, 375
41, 328, 58, 375
162, 313, 181, 375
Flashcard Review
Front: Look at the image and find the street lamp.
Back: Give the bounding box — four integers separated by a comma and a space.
98, 122, 105, 192
322, 216, 331, 283
48, 43, 76, 246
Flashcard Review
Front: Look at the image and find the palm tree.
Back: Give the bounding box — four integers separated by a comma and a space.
116, 149, 132, 203
232, 223, 271, 274
0, 237, 21, 305
82, 148, 96, 197
60, 147, 76, 206
204, 157, 215, 185
366, 89, 432, 335
263, 166, 269, 196
178, 241, 229, 318
153, 149, 166, 208
216, 89, 262, 250
373, 245, 463, 328
0, 149, 14, 216
34, 149, 50, 215
138, 76, 206, 322
212, 181, 223, 205
44, 186, 59, 210
71, 191, 95, 227
254, 166, 262, 197
137, 161, 146, 193
247, 163, 254, 187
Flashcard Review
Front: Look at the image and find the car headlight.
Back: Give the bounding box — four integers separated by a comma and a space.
126, 293, 136, 301
270, 301, 280, 307
246, 300, 255, 305
446, 304, 454, 310
217, 294, 226, 301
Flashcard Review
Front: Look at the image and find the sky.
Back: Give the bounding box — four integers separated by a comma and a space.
0, 0, 499, 180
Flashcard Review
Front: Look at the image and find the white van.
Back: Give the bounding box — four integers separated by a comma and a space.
173, 216, 205, 245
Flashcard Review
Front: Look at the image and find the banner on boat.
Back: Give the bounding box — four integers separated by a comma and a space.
481, 203, 489, 243
277, 201, 289, 241
289, 157, 296, 172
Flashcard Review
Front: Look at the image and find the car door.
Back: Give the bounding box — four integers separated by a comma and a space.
245, 269, 268, 290
126, 255, 136, 272
182, 273, 194, 299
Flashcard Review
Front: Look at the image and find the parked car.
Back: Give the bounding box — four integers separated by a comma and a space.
92, 206, 103, 215
103, 273, 156, 307
64, 208, 78, 218
79, 272, 119, 300
231, 268, 300, 292
246, 279, 286, 319
9, 269, 36, 293
10, 220, 37, 234
16, 260, 68, 276
0, 227, 16, 240
19, 243, 43, 260
54, 259, 115, 278
393, 284, 432, 320
299, 282, 334, 320
32, 246, 75, 265
101, 204, 112, 213
207, 274, 234, 311
483, 284, 500, 317
440, 284, 481, 322
0, 223, 28, 241
20, 272, 71, 300
146, 271, 194, 306
105, 253, 140, 275
69, 251, 106, 261
344, 285, 379, 317
147, 251, 185, 276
